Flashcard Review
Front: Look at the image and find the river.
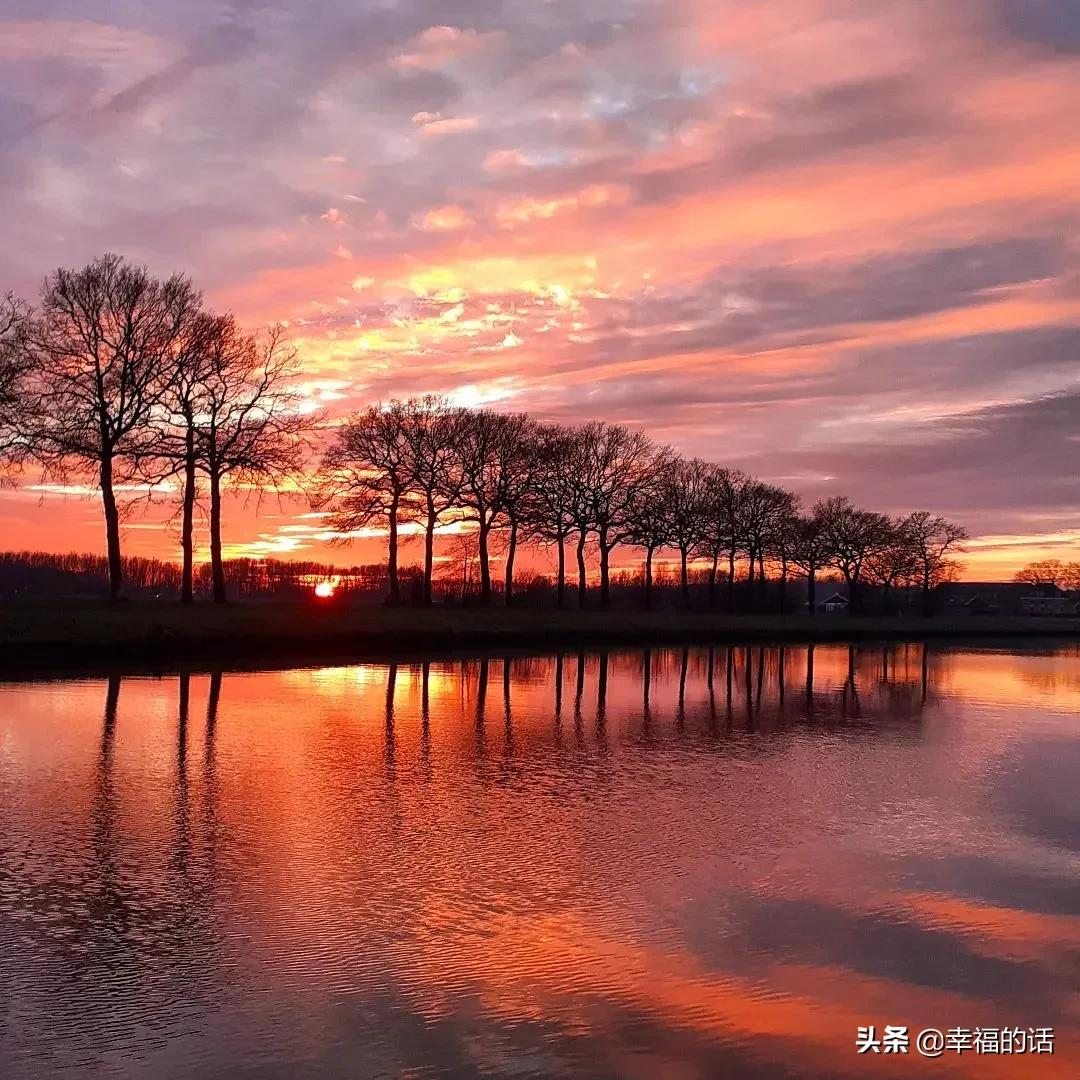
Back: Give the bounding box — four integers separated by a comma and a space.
1, 643, 1078, 1077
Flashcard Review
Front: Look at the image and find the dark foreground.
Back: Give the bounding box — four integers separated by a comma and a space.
1, 599, 1079, 670
1, 643, 1078, 1078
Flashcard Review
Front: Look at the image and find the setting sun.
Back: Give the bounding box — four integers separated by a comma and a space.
314, 581, 336, 599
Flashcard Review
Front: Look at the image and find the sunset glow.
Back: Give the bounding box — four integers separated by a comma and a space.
1, 2, 1078, 578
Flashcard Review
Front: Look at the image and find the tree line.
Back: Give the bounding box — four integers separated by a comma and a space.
1, 255, 968, 611
1014, 560, 1080, 593
315, 396, 968, 615
0, 256, 315, 601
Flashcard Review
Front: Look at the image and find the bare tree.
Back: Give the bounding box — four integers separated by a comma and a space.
493, 415, 544, 605
864, 518, 918, 612
1013, 559, 1066, 589
574, 422, 658, 608
0, 292, 34, 479
625, 458, 676, 611
900, 511, 968, 615
663, 457, 712, 610
316, 401, 414, 604
529, 425, 581, 608
404, 395, 464, 606
19, 255, 198, 599
192, 320, 315, 603
788, 511, 832, 615
151, 310, 223, 603
453, 409, 539, 605
766, 496, 802, 614
1061, 562, 1080, 594
698, 467, 749, 609
816, 496, 891, 614
742, 482, 796, 606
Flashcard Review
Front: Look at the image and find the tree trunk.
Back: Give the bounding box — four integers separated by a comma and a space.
100, 451, 124, 601
504, 518, 518, 605
708, 550, 718, 607
210, 468, 227, 604
779, 556, 788, 615
727, 549, 736, 611
922, 568, 932, 617
807, 568, 816, 616
180, 432, 196, 604
599, 530, 611, 608
478, 517, 492, 604
681, 548, 691, 610
644, 545, 655, 610
846, 571, 858, 615
423, 500, 436, 606
387, 495, 401, 604
576, 532, 587, 607
556, 535, 566, 608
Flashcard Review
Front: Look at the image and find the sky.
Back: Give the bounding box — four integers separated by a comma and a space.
0, 0, 1078, 579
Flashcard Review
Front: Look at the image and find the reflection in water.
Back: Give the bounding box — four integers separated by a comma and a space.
1, 643, 1079, 1079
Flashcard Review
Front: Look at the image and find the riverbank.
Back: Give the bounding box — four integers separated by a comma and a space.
1, 598, 1078, 672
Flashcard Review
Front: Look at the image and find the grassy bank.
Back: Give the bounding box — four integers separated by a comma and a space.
1, 598, 1078, 672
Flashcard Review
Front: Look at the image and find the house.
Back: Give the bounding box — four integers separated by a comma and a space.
817, 591, 849, 614
935, 582, 1077, 616
1019, 592, 1080, 616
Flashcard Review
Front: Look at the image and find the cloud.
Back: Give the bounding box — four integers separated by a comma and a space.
2, 0, 1080, 572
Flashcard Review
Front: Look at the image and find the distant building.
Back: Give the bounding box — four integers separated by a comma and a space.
935, 582, 1079, 616
817, 591, 849, 614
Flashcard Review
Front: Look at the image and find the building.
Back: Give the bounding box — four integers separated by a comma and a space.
935, 582, 1078, 616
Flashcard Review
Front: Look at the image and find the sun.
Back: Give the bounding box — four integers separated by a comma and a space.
314, 581, 336, 599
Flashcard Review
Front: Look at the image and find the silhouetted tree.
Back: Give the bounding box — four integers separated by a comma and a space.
698, 467, 749, 609
154, 311, 222, 603
19, 255, 198, 599
0, 291, 34, 480
190, 320, 314, 603
1013, 559, 1066, 588
576, 422, 658, 607
405, 396, 464, 605
530, 425, 581, 608
900, 511, 968, 615
662, 457, 711, 610
788, 511, 833, 615
816, 496, 891, 614
316, 401, 414, 604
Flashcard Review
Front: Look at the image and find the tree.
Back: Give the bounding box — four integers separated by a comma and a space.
453, 409, 540, 605
741, 482, 796, 606
492, 415, 544, 605
864, 518, 918, 612
625, 456, 676, 611
153, 310, 223, 603
529, 425, 581, 608
191, 320, 314, 603
698, 467, 749, 609
816, 496, 891, 614
788, 511, 832, 615
900, 511, 968, 614
662, 457, 711, 610
403, 395, 464, 606
1013, 559, 1066, 589
766, 496, 802, 614
19, 255, 198, 599
575, 422, 658, 607
1061, 563, 1080, 595
0, 292, 34, 480
315, 401, 414, 604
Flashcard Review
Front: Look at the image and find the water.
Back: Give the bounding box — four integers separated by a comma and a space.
1, 643, 1078, 1078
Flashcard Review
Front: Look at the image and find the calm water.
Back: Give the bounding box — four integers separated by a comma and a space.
1, 644, 1078, 1079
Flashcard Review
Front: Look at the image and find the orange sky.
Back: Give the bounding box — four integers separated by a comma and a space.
1, 1, 1078, 579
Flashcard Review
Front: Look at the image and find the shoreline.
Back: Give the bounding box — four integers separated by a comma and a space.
0, 600, 1078, 675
